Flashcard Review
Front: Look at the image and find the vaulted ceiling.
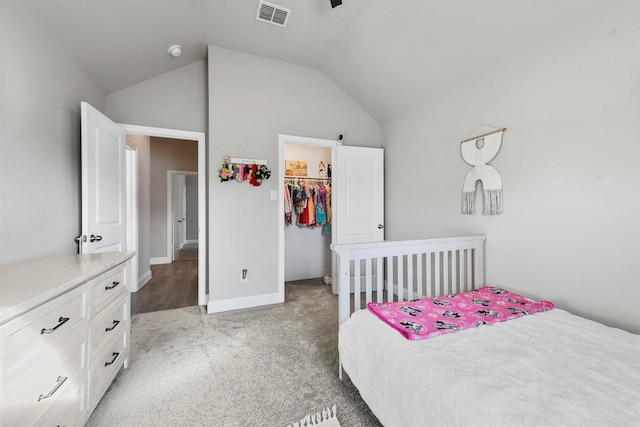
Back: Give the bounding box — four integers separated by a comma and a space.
6, 0, 617, 123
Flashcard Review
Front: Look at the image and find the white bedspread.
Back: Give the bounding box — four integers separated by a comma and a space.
339, 308, 640, 427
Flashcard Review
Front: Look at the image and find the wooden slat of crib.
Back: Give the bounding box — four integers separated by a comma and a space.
458, 249, 464, 292
435, 251, 441, 296
474, 247, 484, 289
452, 249, 459, 294
444, 250, 450, 295
376, 256, 383, 302
365, 258, 372, 305
353, 259, 361, 311
387, 255, 394, 302
416, 253, 423, 298
407, 254, 414, 301
397, 255, 404, 302
426, 252, 433, 298
464, 249, 473, 291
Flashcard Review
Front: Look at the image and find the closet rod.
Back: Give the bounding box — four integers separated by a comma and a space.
285, 175, 330, 180
285, 178, 330, 184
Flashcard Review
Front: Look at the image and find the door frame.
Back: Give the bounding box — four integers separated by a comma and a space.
167, 170, 197, 262
122, 124, 207, 306
278, 134, 337, 302
125, 141, 139, 292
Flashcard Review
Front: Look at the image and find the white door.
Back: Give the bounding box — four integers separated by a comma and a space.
333, 145, 384, 294
80, 102, 127, 254
334, 145, 384, 244
172, 174, 186, 260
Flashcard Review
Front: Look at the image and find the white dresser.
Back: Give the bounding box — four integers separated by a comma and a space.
0, 252, 134, 426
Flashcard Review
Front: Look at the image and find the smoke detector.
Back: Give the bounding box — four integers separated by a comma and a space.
168, 45, 182, 58
257, 0, 290, 27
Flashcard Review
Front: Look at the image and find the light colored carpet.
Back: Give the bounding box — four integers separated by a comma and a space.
87, 280, 381, 426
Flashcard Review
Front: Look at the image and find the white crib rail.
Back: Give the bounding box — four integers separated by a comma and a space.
334, 235, 486, 324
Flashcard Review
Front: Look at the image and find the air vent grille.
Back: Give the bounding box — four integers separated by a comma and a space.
257, 1, 290, 27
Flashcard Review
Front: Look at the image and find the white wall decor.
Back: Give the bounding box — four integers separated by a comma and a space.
461, 128, 505, 215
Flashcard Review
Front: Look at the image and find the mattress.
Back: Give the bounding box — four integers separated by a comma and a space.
339, 308, 640, 427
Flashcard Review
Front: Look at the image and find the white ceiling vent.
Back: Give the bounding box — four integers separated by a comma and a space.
257, 1, 290, 27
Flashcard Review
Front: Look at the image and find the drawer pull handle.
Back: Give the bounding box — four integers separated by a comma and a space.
38, 376, 67, 401
105, 320, 120, 332
41, 317, 70, 334
105, 281, 120, 290
105, 352, 120, 366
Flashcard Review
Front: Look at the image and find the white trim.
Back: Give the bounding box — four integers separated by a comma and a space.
137, 269, 152, 291
150, 257, 171, 265
185, 239, 199, 245
285, 271, 330, 282
278, 134, 337, 304
121, 124, 204, 141
121, 124, 207, 306
207, 292, 281, 314
125, 142, 139, 292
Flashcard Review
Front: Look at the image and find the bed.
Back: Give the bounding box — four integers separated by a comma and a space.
334, 236, 640, 426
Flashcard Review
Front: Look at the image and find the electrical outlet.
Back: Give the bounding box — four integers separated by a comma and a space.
241, 269, 248, 283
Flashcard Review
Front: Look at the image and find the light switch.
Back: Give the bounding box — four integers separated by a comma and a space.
270, 190, 278, 201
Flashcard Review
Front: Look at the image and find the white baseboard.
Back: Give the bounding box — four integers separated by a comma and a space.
185, 239, 198, 244
150, 256, 171, 265
135, 270, 152, 292
207, 292, 282, 314
285, 270, 329, 282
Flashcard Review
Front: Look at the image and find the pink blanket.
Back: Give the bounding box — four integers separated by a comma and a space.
367, 286, 554, 340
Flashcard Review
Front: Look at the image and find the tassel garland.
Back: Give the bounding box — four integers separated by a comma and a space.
286, 405, 339, 427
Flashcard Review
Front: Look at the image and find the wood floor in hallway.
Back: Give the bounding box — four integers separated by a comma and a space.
131, 244, 198, 315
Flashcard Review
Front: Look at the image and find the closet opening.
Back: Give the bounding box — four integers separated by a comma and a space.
277, 135, 337, 302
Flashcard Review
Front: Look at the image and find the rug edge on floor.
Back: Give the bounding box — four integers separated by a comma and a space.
285, 405, 340, 427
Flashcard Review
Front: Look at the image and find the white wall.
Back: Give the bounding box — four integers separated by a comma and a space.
106, 60, 207, 133
382, 4, 640, 333
208, 46, 381, 306
284, 145, 332, 281
0, 4, 106, 266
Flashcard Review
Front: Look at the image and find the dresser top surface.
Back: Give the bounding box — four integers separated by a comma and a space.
0, 252, 134, 325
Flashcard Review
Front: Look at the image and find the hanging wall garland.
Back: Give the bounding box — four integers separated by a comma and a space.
219, 155, 271, 187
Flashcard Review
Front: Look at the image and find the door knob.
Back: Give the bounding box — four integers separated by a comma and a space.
89, 234, 103, 242
377, 224, 384, 229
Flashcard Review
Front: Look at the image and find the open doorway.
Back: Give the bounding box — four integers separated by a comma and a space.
278, 135, 337, 302
278, 134, 385, 302
122, 124, 206, 314
167, 171, 198, 262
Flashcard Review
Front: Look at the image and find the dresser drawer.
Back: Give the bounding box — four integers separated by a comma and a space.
38, 373, 85, 427
89, 331, 127, 409
2, 287, 86, 383
1, 335, 85, 426
90, 294, 128, 357
91, 265, 126, 315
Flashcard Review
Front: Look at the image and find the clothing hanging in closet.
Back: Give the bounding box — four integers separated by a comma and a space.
284, 181, 331, 229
